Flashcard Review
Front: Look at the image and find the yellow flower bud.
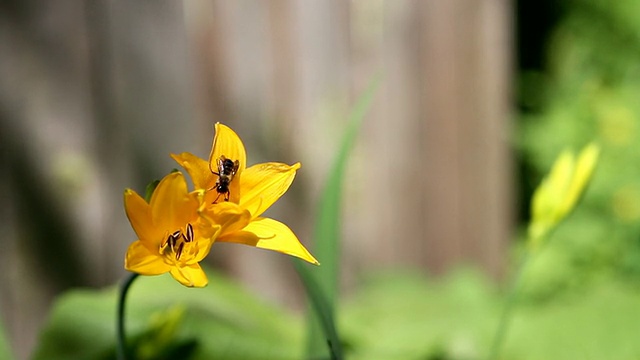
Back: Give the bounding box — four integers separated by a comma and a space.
528, 143, 600, 249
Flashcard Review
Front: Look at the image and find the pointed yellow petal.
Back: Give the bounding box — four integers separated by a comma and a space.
209, 123, 247, 173
150, 172, 197, 233
170, 264, 208, 287
529, 151, 575, 238
561, 143, 600, 217
171, 152, 217, 190
218, 217, 319, 265
240, 162, 301, 218
124, 189, 160, 249
125, 240, 171, 275
209, 123, 247, 203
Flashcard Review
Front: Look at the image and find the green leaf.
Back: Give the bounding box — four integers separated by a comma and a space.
144, 180, 160, 203
302, 75, 381, 359
295, 261, 342, 360
32, 269, 304, 360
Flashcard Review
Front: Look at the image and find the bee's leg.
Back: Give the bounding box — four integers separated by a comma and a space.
212, 192, 222, 204
224, 191, 230, 202
208, 174, 221, 192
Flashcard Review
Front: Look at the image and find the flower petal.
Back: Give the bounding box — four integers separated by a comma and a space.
170, 264, 208, 287
124, 189, 160, 250
150, 172, 198, 234
125, 240, 171, 275
209, 123, 247, 203
561, 143, 600, 217
171, 152, 217, 190
218, 217, 319, 265
187, 225, 221, 264
239, 162, 301, 218
200, 202, 251, 237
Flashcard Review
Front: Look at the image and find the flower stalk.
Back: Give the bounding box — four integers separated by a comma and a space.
116, 272, 139, 360
486, 251, 532, 360
487, 143, 599, 360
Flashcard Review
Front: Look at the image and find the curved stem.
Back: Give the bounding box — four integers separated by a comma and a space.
487, 252, 531, 360
117, 273, 139, 360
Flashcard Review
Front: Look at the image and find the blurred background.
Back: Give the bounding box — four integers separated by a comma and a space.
3, 0, 640, 359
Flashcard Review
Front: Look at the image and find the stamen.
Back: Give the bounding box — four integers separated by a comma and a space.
162, 235, 172, 249
175, 242, 184, 260
162, 225, 194, 259
162, 230, 182, 252
186, 223, 194, 242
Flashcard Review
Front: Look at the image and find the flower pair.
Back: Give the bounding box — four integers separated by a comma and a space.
124, 123, 318, 287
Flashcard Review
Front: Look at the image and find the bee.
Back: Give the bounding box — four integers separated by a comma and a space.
210, 155, 240, 203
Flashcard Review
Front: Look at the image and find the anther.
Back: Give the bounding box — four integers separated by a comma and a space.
185, 223, 194, 242
163, 235, 174, 249
175, 242, 184, 260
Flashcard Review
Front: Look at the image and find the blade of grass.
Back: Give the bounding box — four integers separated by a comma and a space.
295, 261, 342, 360
301, 75, 381, 359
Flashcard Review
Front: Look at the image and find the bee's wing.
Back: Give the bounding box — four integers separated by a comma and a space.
209, 156, 224, 174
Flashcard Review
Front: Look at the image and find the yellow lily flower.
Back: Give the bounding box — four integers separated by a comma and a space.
528, 143, 600, 248
171, 123, 319, 265
124, 172, 221, 287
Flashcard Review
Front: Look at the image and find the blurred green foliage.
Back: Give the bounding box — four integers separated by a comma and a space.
33, 268, 640, 359
518, 0, 640, 300
0, 321, 14, 360
341, 269, 640, 360
33, 270, 303, 360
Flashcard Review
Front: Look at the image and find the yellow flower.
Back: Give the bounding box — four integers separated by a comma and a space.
171, 123, 319, 265
528, 143, 600, 248
124, 172, 221, 287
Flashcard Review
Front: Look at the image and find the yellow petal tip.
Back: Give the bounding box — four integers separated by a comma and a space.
170, 152, 192, 162
188, 282, 208, 288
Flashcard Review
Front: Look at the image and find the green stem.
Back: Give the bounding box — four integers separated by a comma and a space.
487, 251, 532, 360
117, 273, 139, 360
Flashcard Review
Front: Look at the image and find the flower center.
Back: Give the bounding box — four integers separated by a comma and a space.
160, 223, 194, 261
